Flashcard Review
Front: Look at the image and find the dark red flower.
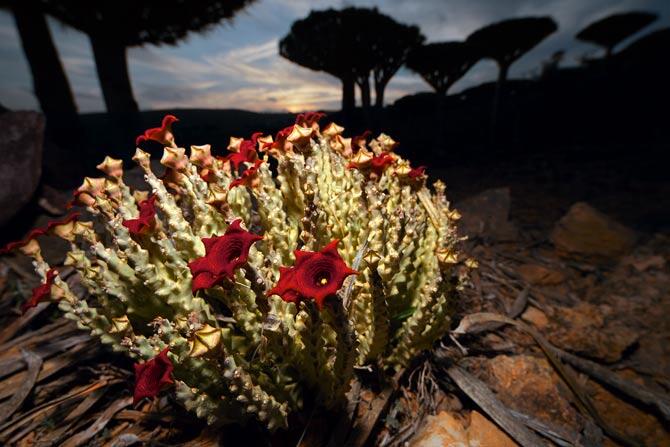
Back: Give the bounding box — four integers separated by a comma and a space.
266, 240, 357, 310
122, 195, 157, 235
262, 125, 294, 152
408, 166, 426, 179
136, 115, 179, 147
224, 132, 262, 171
1, 213, 80, 254
229, 159, 263, 189
133, 348, 174, 405
188, 219, 263, 292
370, 153, 396, 176
351, 130, 372, 149
295, 111, 326, 128
21, 268, 58, 314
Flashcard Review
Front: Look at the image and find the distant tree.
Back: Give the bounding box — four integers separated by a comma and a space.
280, 9, 355, 110
467, 17, 557, 140
406, 42, 478, 95
38, 1, 255, 113
368, 13, 424, 107
280, 7, 422, 110
2, 0, 77, 122
576, 11, 658, 58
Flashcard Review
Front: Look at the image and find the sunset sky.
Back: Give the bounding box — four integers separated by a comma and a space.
1, 0, 668, 113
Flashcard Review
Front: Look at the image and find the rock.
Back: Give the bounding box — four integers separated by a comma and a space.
476, 355, 579, 430
623, 254, 666, 272
457, 187, 518, 241
546, 302, 638, 363
0, 111, 45, 226
550, 202, 636, 263
517, 263, 565, 285
411, 411, 517, 447
521, 306, 549, 329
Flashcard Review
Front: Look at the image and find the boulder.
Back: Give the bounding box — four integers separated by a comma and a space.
551, 202, 636, 263
0, 112, 44, 226
457, 187, 517, 241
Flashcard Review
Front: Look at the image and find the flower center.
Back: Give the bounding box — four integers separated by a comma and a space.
315, 271, 331, 287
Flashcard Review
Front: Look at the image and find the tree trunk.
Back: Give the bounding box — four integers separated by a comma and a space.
11, 1, 78, 120
342, 75, 355, 111
374, 80, 386, 108
90, 35, 139, 113
357, 75, 371, 109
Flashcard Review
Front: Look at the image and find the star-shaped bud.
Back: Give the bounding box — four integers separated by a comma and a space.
71, 177, 106, 208
161, 147, 189, 172
136, 115, 178, 147
122, 195, 157, 235
21, 268, 58, 314
188, 324, 222, 357
287, 124, 313, 148
351, 130, 372, 151
322, 122, 344, 138
96, 156, 124, 178
109, 315, 132, 334
347, 148, 374, 170
188, 219, 263, 292
133, 348, 174, 404
189, 144, 213, 168
132, 148, 152, 170
229, 159, 263, 190
267, 240, 357, 310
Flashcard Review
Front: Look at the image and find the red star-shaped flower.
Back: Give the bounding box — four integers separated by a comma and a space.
224, 132, 262, 171
136, 115, 178, 147
408, 166, 426, 179
229, 159, 263, 189
1, 213, 79, 254
267, 240, 357, 310
122, 195, 157, 235
21, 268, 58, 314
295, 111, 326, 128
369, 153, 396, 177
133, 348, 174, 404
262, 125, 294, 152
188, 219, 263, 292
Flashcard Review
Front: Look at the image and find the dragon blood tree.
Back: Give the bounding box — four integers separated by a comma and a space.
1, 112, 471, 430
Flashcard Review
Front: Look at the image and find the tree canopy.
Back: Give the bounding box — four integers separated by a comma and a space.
37, 0, 255, 113
576, 11, 658, 56
467, 16, 557, 78
38, 1, 255, 46
280, 7, 423, 110
406, 42, 478, 95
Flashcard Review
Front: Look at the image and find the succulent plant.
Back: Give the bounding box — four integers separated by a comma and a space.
1, 113, 470, 430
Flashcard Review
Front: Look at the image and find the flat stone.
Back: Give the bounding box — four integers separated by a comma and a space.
551, 202, 636, 263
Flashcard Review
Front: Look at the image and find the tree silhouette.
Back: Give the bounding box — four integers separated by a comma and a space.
280, 7, 422, 110
38, 1, 254, 113
3, 0, 77, 122
406, 42, 478, 95
369, 13, 424, 107
576, 11, 658, 58
280, 9, 355, 110
467, 17, 557, 140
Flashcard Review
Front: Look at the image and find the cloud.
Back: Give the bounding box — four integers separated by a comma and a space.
1, 0, 669, 113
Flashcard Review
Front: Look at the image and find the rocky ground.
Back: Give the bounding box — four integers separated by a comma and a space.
0, 152, 668, 446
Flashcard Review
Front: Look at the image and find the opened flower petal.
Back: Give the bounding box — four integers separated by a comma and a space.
136, 115, 178, 147
408, 166, 426, 179
295, 111, 326, 128
229, 159, 263, 189
1, 214, 80, 254
122, 195, 157, 235
21, 268, 58, 313
188, 219, 263, 292
225, 132, 262, 171
133, 348, 174, 404
266, 240, 357, 309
